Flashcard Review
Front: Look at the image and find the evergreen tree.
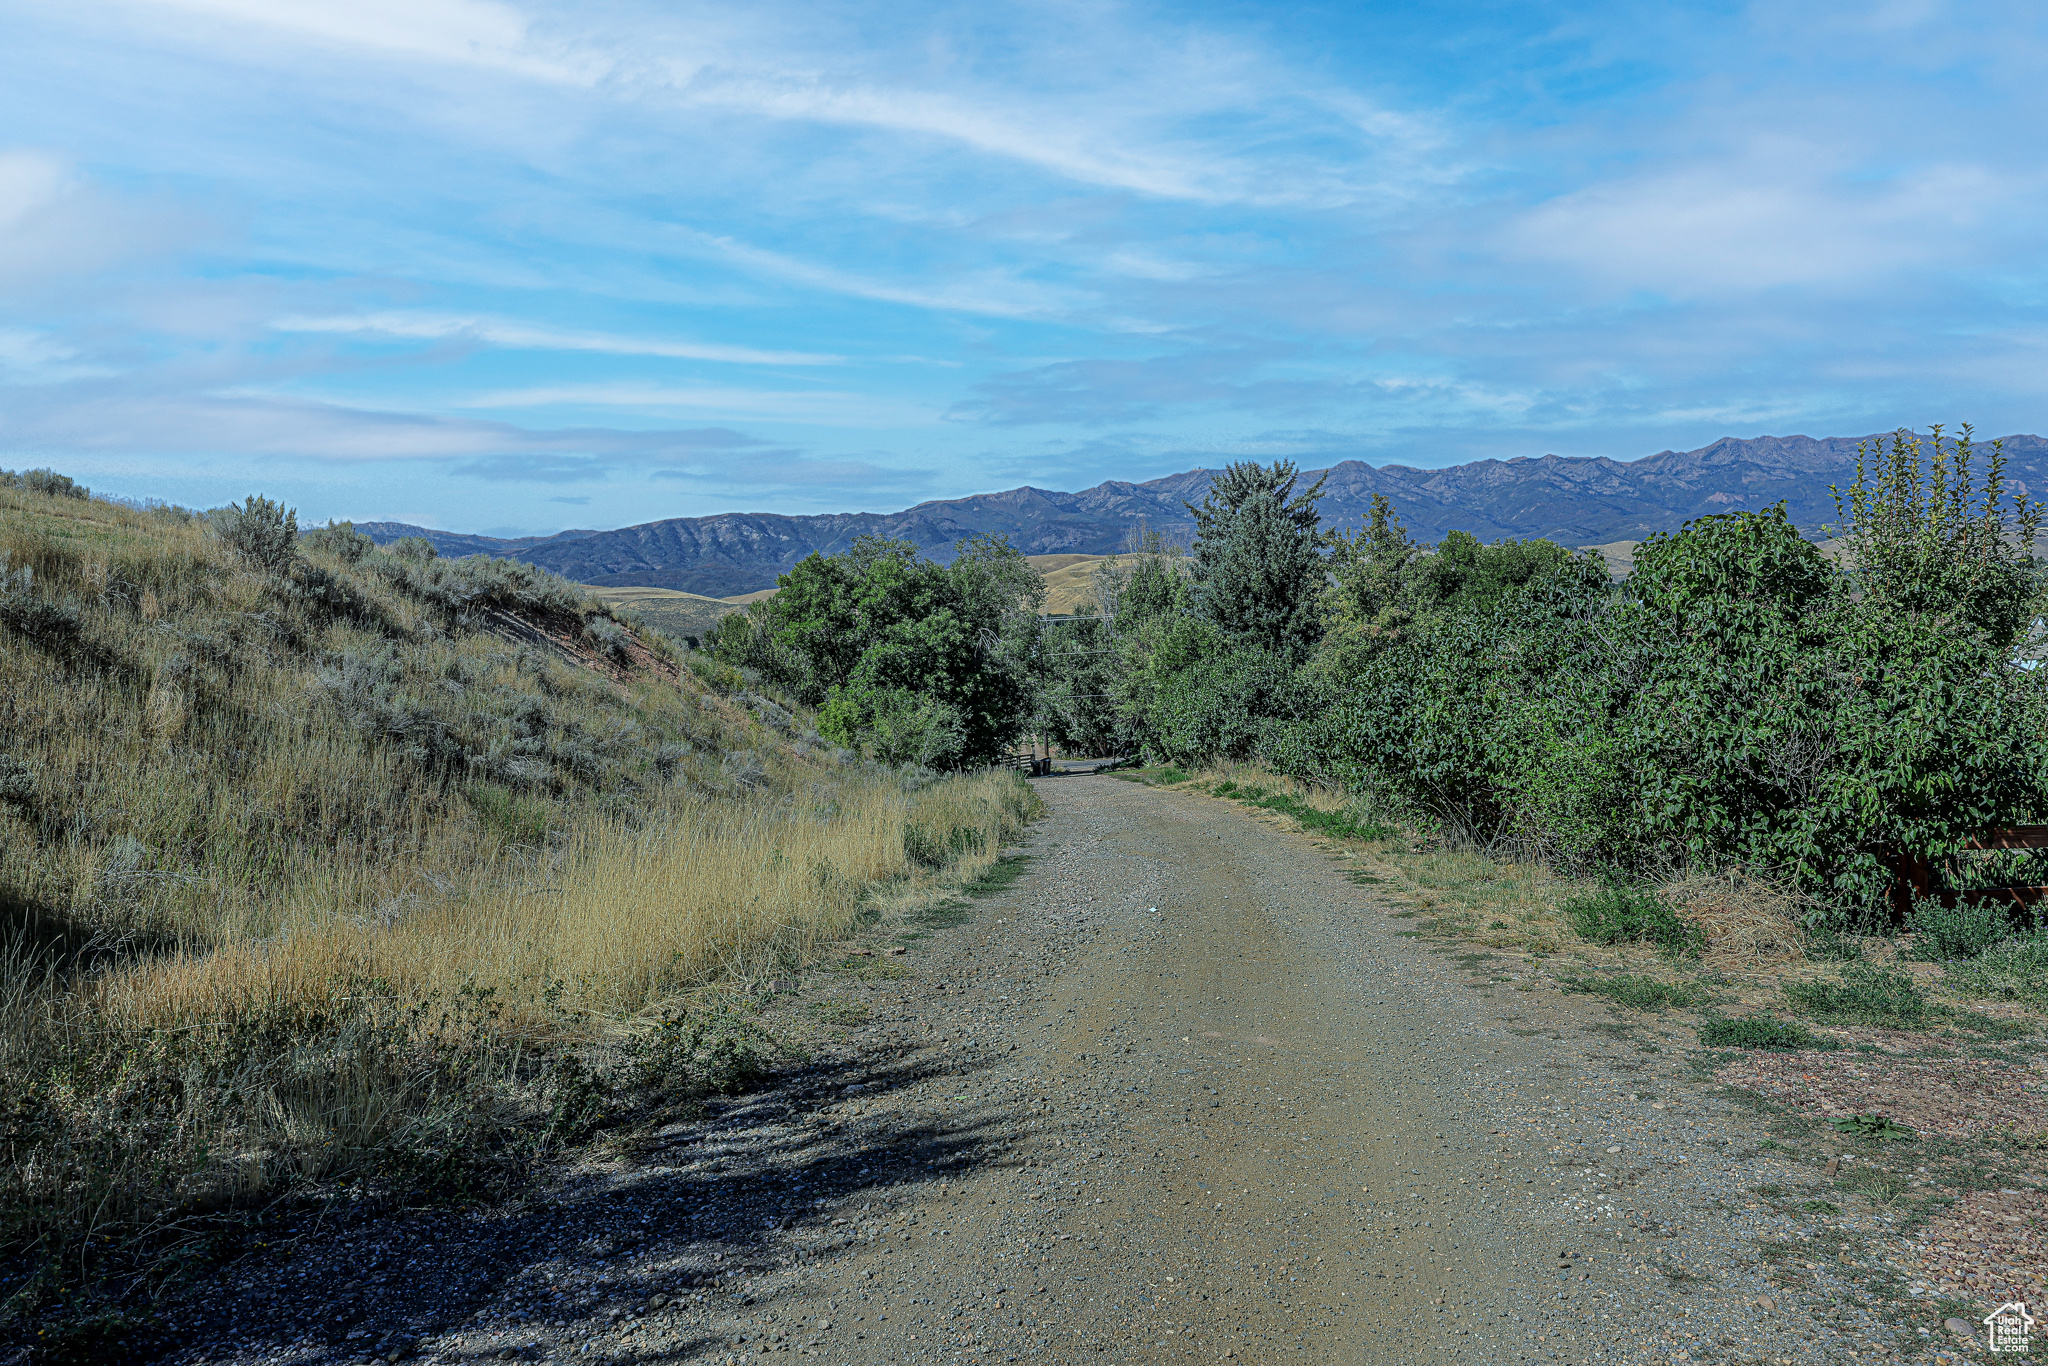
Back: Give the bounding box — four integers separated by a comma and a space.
1185, 460, 1328, 661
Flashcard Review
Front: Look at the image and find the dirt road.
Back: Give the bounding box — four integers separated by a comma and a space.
141, 776, 1907, 1366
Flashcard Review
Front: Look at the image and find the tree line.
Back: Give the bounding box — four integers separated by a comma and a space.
711, 426, 2046, 917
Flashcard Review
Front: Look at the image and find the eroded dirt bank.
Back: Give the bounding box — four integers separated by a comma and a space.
132, 777, 1942, 1366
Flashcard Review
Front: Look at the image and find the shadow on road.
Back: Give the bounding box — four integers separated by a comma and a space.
130, 1043, 1020, 1364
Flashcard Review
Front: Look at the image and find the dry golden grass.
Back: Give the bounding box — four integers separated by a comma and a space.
115, 771, 1029, 1032
1659, 867, 1810, 970
589, 585, 741, 643
0, 482, 1038, 1275
3, 767, 1031, 1259
1032, 556, 1109, 614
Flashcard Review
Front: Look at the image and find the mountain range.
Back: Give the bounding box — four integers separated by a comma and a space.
361, 432, 2048, 597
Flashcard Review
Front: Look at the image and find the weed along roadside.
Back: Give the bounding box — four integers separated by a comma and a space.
0, 479, 1039, 1362
105, 765, 2029, 1366
1110, 761, 2048, 1365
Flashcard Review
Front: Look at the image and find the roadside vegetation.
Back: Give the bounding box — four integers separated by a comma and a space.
0, 476, 1034, 1329
708, 532, 1044, 768
1067, 429, 2048, 1067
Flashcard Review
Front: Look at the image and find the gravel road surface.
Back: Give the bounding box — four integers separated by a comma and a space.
139, 776, 1942, 1366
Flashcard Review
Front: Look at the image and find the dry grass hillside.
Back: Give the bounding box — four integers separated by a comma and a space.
588, 584, 748, 644
1028, 554, 1108, 614
0, 483, 1034, 1308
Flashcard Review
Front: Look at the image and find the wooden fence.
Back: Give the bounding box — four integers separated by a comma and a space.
1888, 825, 2048, 919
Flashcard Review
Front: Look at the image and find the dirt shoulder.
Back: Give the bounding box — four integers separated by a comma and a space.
104, 775, 2040, 1366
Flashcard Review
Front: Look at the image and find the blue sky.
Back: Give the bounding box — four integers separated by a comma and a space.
2, 0, 2044, 536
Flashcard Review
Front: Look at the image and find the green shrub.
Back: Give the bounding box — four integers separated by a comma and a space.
1295, 433, 2048, 911
210, 494, 299, 572
1944, 931, 2048, 1010
1561, 879, 1707, 958
464, 782, 550, 846
821, 684, 967, 769
1697, 1015, 1839, 1050
688, 653, 745, 693
1906, 895, 2012, 961
629, 1006, 781, 1098
710, 532, 1039, 769
1559, 974, 1715, 1010
1150, 644, 1318, 767
1783, 963, 1928, 1027
300, 519, 375, 565
1, 467, 91, 500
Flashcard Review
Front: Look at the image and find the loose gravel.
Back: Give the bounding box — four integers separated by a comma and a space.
121, 776, 2001, 1366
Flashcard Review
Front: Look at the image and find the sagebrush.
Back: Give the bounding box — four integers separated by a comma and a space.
0, 479, 1037, 1302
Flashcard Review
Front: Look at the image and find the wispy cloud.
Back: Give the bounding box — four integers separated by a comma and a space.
456, 382, 930, 426
135, 0, 597, 83
127, 0, 1446, 207
0, 384, 768, 463
274, 312, 843, 365
676, 230, 1089, 321
1505, 143, 2023, 295
9, 0, 2048, 534
0, 327, 110, 383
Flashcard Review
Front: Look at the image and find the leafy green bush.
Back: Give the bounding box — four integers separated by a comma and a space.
713, 533, 1039, 769
1906, 895, 2012, 961
1147, 644, 1321, 768
822, 684, 967, 769
1783, 963, 1928, 1027
629, 1007, 782, 1098
1288, 431, 2048, 910
1559, 974, 1715, 1010
688, 653, 745, 693
1697, 1015, 1839, 1050
1561, 879, 1707, 957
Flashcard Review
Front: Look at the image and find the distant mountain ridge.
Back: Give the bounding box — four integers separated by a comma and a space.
363, 432, 2048, 597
